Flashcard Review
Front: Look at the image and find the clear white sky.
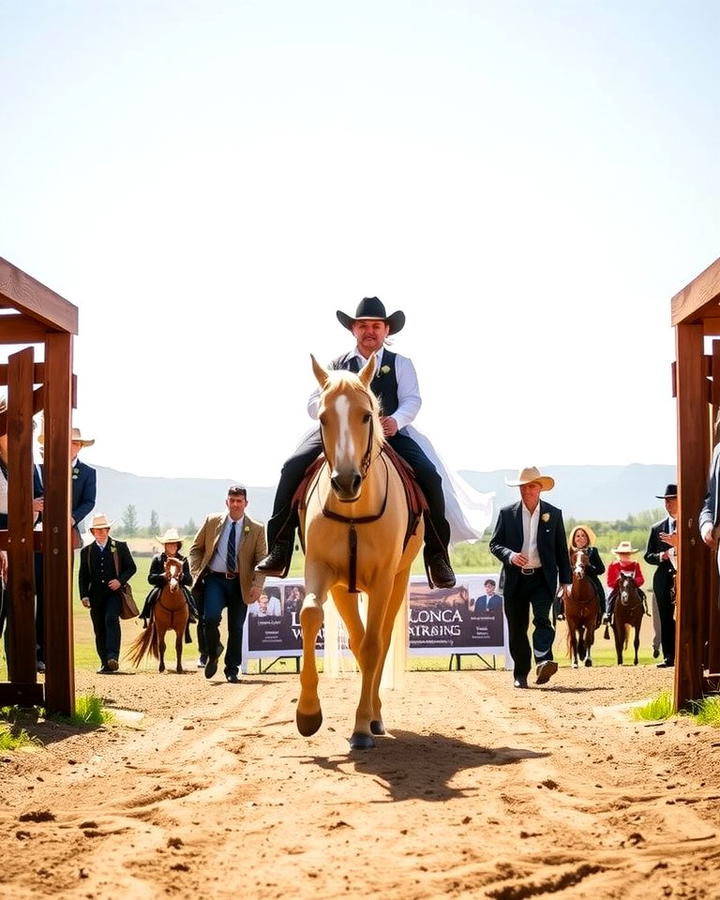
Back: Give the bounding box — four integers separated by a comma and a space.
1, 0, 718, 484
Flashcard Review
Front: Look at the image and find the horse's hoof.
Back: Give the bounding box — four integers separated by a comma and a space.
572, 662, 578, 669
370, 720, 385, 736
159, 665, 165, 673
349, 732, 376, 750
585, 659, 593, 667
296, 709, 323, 736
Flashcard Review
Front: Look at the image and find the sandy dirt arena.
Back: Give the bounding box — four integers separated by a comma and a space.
1, 662, 719, 899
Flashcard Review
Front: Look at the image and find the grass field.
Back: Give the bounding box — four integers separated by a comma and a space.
0, 543, 662, 681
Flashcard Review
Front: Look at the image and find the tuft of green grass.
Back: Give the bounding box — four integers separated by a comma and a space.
0, 724, 42, 751
70, 692, 114, 727
630, 690, 675, 721
691, 696, 720, 727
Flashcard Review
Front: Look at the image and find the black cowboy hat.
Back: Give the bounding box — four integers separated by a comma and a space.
336, 297, 405, 335
655, 483, 677, 499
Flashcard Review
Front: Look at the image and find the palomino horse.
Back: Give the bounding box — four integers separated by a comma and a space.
565, 549, 599, 668
611, 571, 644, 665
127, 557, 190, 673
296, 354, 424, 750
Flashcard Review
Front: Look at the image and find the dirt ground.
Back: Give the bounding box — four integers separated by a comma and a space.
1, 660, 719, 899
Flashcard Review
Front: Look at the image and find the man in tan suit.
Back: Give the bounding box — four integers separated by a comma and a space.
189, 485, 266, 682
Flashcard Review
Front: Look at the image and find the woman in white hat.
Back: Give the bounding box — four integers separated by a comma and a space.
139, 528, 198, 632
605, 540, 646, 623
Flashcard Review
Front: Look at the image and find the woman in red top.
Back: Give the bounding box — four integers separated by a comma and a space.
605, 540, 646, 623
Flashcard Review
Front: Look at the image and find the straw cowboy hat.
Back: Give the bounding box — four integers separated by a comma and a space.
336, 297, 406, 335
156, 528, 185, 544
38, 426, 95, 447
656, 483, 677, 499
569, 524, 597, 547
505, 466, 555, 492
87, 513, 113, 531
611, 540, 640, 555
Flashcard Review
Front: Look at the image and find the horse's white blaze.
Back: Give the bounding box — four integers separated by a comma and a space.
332, 394, 355, 464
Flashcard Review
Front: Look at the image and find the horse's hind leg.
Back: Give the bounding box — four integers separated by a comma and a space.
633, 623, 641, 665
297, 586, 327, 737
368, 568, 411, 738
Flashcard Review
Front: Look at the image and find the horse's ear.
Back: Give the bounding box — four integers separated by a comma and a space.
311, 354, 329, 389
358, 352, 376, 388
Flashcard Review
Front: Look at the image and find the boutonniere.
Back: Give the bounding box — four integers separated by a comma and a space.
541, 513, 550, 522
110, 540, 117, 551
244, 525, 250, 535
72, 467, 80, 480
378, 365, 391, 376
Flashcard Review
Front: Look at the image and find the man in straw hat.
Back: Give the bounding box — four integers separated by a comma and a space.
34, 425, 97, 671
644, 483, 678, 668
78, 514, 137, 673
256, 296, 456, 589
490, 466, 571, 688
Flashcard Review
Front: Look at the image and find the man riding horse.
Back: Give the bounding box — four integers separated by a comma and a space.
256, 297, 456, 589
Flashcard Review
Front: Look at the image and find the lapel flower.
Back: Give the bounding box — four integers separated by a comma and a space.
244, 525, 250, 534
110, 540, 117, 552
72, 467, 80, 480
378, 365, 391, 376
541, 513, 550, 522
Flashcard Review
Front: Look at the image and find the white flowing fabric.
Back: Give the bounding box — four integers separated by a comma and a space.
404, 425, 494, 545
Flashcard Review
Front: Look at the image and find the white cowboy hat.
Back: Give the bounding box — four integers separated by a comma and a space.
611, 540, 640, 555
156, 528, 184, 544
505, 466, 555, 492
88, 513, 113, 531
39, 426, 95, 447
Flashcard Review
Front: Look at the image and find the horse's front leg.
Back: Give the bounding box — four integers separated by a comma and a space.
569, 628, 578, 668
585, 621, 594, 667
175, 628, 184, 673
297, 572, 331, 736
368, 568, 411, 738
633, 624, 640, 665
613, 623, 623, 665
158, 630, 166, 673
350, 576, 395, 750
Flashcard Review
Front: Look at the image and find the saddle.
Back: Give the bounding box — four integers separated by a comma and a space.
293, 447, 427, 554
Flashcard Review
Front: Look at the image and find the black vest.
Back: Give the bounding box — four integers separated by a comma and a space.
331, 350, 399, 417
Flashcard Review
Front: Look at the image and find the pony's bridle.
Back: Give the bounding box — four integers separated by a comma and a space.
318, 407, 376, 486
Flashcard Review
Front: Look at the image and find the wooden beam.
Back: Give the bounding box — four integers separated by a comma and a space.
0, 532, 43, 551
0, 313, 51, 343
671, 256, 720, 327
0, 258, 78, 334
0, 363, 46, 385
42, 332, 75, 716
708, 341, 720, 675
6, 348, 39, 688
0, 683, 44, 706
704, 317, 720, 337
674, 323, 709, 709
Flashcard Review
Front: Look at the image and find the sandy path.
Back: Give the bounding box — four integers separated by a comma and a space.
1, 663, 719, 898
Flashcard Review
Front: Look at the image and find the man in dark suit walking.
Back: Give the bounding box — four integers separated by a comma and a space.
79, 513, 136, 673
490, 467, 571, 688
644, 483, 677, 668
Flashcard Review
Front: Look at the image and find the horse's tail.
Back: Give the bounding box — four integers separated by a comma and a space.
126, 619, 160, 666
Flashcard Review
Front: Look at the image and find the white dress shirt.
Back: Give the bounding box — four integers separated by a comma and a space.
521, 504, 542, 568
307, 347, 422, 431
209, 515, 244, 573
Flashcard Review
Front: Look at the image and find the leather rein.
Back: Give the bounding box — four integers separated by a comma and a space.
313, 416, 389, 594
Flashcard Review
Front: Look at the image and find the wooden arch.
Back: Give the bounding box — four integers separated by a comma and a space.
672, 255, 720, 708
0, 257, 77, 715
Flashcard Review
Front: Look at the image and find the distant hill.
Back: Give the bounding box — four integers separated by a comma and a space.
92, 462, 676, 535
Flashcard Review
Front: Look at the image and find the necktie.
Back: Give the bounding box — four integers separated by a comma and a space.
226, 521, 237, 574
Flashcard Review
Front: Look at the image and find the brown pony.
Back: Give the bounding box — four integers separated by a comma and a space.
565, 549, 599, 668
126, 557, 190, 673
296, 354, 424, 750
611, 571, 644, 665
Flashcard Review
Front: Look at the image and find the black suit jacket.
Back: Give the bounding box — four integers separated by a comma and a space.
79, 538, 136, 602
490, 500, 571, 601
644, 518, 675, 599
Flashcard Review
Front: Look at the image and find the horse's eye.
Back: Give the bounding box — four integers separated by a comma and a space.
363, 413, 371, 424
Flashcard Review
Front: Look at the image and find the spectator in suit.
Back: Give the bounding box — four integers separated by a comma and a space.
645, 484, 678, 668
188, 485, 267, 683
79, 513, 136, 674
490, 466, 571, 688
